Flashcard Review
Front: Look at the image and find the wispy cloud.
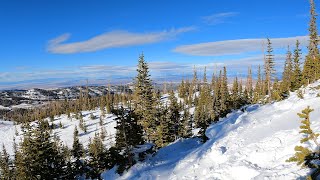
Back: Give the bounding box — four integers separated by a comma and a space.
202, 12, 239, 25
173, 36, 309, 56
0, 53, 292, 90
47, 27, 195, 54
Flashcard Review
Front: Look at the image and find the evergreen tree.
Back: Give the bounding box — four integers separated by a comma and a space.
0, 144, 12, 179
87, 134, 107, 179
71, 126, 85, 179
194, 68, 212, 142
292, 40, 303, 90
231, 77, 241, 109
281, 46, 293, 94
253, 65, 263, 103
178, 79, 187, 99
179, 108, 192, 138
133, 53, 156, 142
303, 0, 320, 85
264, 38, 275, 102
114, 107, 144, 173
287, 106, 320, 179
18, 120, 67, 179
246, 67, 253, 103
167, 90, 180, 140
220, 66, 230, 116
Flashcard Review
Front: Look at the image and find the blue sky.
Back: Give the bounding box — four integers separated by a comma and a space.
0, 0, 313, 89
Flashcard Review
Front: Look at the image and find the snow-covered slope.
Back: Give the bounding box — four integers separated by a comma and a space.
103, 82, 320, 180
0, 109, 117, 156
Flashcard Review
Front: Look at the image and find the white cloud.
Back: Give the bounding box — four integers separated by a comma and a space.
202, 12, 239, 25
47, 27, 195, 54
173, 36, 309, 56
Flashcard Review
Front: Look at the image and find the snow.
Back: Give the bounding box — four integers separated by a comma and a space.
2, 81, 320, 179
0, 108, 118, 156
102, 81, 320, 179
0, 105, 11, 110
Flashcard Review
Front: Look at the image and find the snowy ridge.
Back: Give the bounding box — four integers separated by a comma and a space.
103, 81, 320, 179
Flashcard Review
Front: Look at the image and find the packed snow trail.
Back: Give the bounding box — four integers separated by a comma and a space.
103, 82, 320, 179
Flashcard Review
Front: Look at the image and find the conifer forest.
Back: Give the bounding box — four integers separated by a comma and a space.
1, 0, 320, 179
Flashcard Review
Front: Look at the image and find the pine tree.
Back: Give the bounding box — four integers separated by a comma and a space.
303, 0, 320, 85
271, 78, 282, 101
179, 108, 192, 138
178, 79, 187, 99
167, 90, 180, 140
0, 144, 12, 179
253, 65, 263, 103
231, 77, 241, 109
133, 53, 156, 142
114, 107, 144, 172
155, 105, 169, 148
18, 120, 67, 179
192, 65, 199, 94
70, 126, 85, 178
195, 68, 213, 142
246, 67, 253, 103
291, 40, 303, 90
287, 106, 320, 179
281, 46, 293, 95
264, 38, 276, 102
220, 67, 230, 116
87, 134, 107, 179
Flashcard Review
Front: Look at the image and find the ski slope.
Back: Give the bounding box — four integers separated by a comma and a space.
103, 81, 320, 179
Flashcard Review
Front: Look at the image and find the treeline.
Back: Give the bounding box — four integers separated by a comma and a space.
3, 87, 132, 124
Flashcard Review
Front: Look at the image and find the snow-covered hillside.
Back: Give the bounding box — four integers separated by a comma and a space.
1, 81, 320, 179
103, 81, 320, 179
0, 109, 117, 156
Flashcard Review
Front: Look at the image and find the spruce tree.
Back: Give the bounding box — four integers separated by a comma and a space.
303, 0, 320, 85
133, 53, 156, 142
253, 65, 263, 103
231, 77, 241, 109
179, 108, 192, 138
18, 120, 67, 179
246, 67, 253, 103
87, 134, 107, 179
0, 144, 12, 179
264, 38, 275, 103
220, 67, 230, 116
167, 90, 180, 140
71, 126, 85, 178
292, 40, 303, 90
281, 46, 293, 94
287, 106, 320, 179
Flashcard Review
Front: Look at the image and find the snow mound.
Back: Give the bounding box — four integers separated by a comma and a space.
103, 81, 320, 179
